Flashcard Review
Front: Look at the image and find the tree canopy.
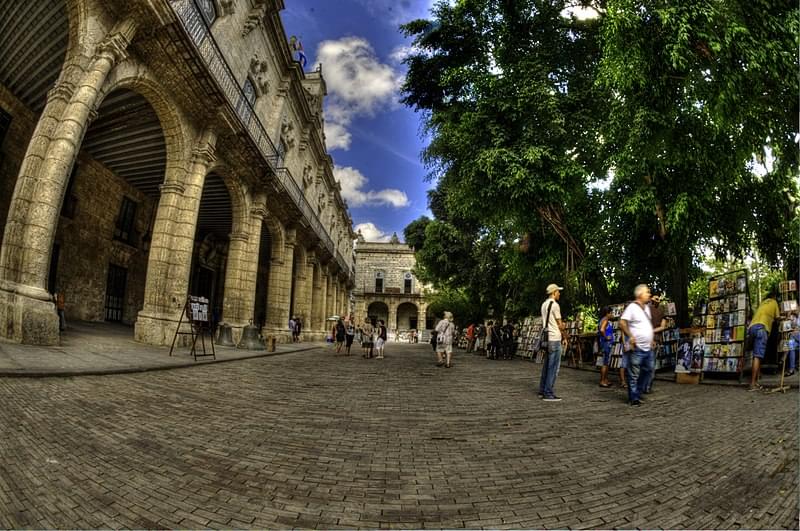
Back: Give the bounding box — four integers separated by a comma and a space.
401, 0, 799, 322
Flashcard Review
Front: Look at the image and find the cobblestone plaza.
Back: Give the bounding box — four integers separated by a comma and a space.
0, 344, 797, 529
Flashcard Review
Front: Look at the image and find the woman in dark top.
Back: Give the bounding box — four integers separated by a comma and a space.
334, 319, 346, 353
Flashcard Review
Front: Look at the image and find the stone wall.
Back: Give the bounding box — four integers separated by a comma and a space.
354, 242, 422, 295
53, 155, 156, 324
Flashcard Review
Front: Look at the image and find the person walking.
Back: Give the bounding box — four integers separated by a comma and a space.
289, 316, 296, 341
333, 319, 346, 353
435, 311, 456, 368
539, 284, 566, 402
54, 289, 66, 332
619, 284, 654, 406
294, 317, 303, 343
642, 294, 668, 393
344, 318, 355, 355
375, 319, 387, 359
362, 318, 375, 358
748, 287, 781, 391
486, 321, 495, 359
597, 306, 614, 388
466, 323, 476, 353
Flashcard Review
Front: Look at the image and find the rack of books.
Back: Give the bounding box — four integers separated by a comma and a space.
515, 316, 543, 360
564, 319, 584, 367
655, 302, 678, 370
606, 303, 628, 369
778, 280, 798, 357
702, 270, 749, 374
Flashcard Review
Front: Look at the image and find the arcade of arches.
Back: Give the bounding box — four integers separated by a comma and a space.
0, 0, 354, 345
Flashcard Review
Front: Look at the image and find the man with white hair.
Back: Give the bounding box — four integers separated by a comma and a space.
435, 311, 455, 368
619, 284, 654, 406
539, 284, 566, 402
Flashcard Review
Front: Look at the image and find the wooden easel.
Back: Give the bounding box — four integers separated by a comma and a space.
169, 295, 216, 361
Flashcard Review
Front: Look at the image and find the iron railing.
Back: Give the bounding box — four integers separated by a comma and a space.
169, 0, 352, 279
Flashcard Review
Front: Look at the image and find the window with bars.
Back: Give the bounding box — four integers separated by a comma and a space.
114, 197, 137, 245
404, 272, 413, 294
375, 271, 384, 293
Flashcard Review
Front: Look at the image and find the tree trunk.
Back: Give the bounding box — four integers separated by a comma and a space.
670, 251, 691, 328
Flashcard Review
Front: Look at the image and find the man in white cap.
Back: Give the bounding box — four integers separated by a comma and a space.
539, 283, 566, 401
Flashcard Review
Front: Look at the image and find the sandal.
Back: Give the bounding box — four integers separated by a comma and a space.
747, 384, 763, 392
599, 382, 612, 388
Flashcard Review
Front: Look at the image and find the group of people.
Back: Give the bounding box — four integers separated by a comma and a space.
748, 287, 798, 389
331, 317, 388, 359
463, 321, 518, 359
287, 317, 303, 342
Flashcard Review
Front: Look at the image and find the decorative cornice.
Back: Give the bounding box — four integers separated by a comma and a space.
229, 232, 249, 242
242, 2, 267, 36
191, 143, 217, 165
47, 81, 75, 104
159, 182, 186, 195
95, 19, 138, 64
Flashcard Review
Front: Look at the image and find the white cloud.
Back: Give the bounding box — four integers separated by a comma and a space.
316, 37, 403, 151
334, 165, 410, 208
389, 44, 419, 65
354, 222, 393, 243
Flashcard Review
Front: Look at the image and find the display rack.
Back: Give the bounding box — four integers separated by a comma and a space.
775, 280, 798, 392
515, 316, 543, 360
564, 319, 584, 367
702, 270, 749, 375
655, 302, 678, 371
606, 303, 628, 369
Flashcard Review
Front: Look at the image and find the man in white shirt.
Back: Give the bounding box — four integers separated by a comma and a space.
619, 284, 654, 406
538, 284, 566, 402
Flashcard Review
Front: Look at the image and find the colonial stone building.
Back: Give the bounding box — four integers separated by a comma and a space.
352, 233, 433, 340
0, 0, 355, 345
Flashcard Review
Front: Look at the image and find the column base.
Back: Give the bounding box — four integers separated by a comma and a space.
0, 288, 60, 345
134, 312, 188, 347
261, 326, 292, 344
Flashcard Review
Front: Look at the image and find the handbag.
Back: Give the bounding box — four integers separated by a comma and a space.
538, 301, 554, 351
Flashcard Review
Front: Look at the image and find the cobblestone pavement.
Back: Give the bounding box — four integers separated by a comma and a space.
1, 343, 797, 529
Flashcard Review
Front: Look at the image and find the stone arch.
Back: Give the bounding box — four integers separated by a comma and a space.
204, 162, 249, 236
262, 214, 285, 264
97, 58, 190, 184
396, 301, 419, 331
367, 300, 389, 327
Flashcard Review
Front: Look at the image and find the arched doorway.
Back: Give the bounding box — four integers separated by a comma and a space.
253, 224, 272, 331
425, 307, 437, 330
396, 302, 419, 331
0, 0, 70, 249
48, 88, 167, 324
367, 301, 389, 327
189, 172, 233, 327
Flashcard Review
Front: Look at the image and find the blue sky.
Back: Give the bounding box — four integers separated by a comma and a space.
281, 0, 436, 242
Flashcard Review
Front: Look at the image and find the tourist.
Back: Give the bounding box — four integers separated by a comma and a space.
375, 319, 387, 359
597, 306, 613, 388
344, 318, 355, 355
475, 322, 486, 355
486, 320, 495, 359
294, 317, 302, 342
54, 289, 66, 332
362, 318, 375, 358
618, 284, 654, 406
289, 316, 296, 340
748, 287, 781, 390
435, 311, 455, 367
334, 318, 346, 353
466, 323, 476, 352
502, 322, 515, 359
642, 294, 668, 393
539, 284, 566, 402
785, 312, 799, 377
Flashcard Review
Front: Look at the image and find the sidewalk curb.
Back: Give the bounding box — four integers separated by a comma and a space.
0, 344, 322, 378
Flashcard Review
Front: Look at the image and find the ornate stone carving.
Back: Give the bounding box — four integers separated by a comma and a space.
280, 117, 296, 150
249, 54, 270, 97
301, 163, 314, 189
219, 0, 236, 15
241, 1, 267, 36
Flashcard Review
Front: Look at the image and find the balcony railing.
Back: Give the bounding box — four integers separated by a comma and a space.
169, 0, 352, 280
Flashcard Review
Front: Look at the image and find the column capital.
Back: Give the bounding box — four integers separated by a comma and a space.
47, 81, 75, 104
159, 182, 185, 195
250, 205, 268, 220
229, 232, 249, 243
95, 19, 138, 64
191, 143, 217, 166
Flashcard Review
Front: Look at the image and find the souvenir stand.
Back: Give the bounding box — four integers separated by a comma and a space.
701, 270, 749, 379
774, 280, 798, 393
604, 303, 628, 370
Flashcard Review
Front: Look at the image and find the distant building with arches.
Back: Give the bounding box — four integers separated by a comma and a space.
353, 233, 434, 341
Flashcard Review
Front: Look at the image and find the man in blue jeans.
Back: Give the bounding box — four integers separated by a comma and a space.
539, 284, 566, 402
619, 284, 654, 406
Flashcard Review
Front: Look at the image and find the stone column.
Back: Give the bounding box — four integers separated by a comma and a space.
264, 227, 295, 342
418, 304, 427, 332
235, 200, 267, 340
388, 302, 398, 338
314, 262, 328, 335
291, 248, 313, 333
135, 129, 217, 345
220, 228, 251, 342
0, 20, 138, 344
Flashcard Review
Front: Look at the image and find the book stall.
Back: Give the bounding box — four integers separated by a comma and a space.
774, 280, 798, 392
564, 319, 585, 367
700, 270, 749, 377
655, 302, 679, 371
515, 316, 544, 360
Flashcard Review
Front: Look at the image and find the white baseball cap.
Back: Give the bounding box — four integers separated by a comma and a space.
546, 284, 564, 295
